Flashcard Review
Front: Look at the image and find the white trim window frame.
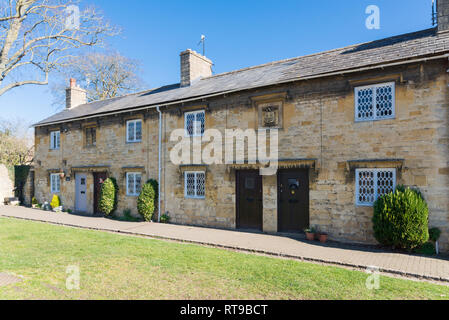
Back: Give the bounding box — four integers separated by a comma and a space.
184, 171, 206, 199
355, 168, 396, 206
354, 82, 395, 122
184, 110, 205, 137
50, 131, 60, 150
126, 172, 142, 196
50, 173, 60, 194
126, 119, 142, 143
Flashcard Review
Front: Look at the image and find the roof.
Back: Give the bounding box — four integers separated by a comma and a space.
35, 28, 449, 127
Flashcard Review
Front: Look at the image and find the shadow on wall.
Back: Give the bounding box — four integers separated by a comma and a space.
0, 164, 14, 205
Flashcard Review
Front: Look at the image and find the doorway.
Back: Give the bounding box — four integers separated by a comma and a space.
236, 170, 263, 231
278, 169, 309, 232
75, 173, 87, 213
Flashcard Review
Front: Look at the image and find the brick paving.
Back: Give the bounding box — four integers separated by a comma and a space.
1, 206, 449, 283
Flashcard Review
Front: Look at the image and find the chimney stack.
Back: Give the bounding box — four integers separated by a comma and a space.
180, 49, 213, 87
66, 78, 87, 109
438, 0, 449, 33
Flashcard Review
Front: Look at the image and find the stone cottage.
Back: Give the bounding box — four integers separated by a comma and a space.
33, 1, 449, 250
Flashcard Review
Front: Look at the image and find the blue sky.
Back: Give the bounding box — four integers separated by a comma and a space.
0, 0, 433, 126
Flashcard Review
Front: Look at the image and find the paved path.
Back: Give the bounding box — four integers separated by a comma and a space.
1, 206, 449, 283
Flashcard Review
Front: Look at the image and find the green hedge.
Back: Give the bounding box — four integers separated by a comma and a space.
373, 186, 429, 250
137, 181, 157, 222
98, 178, 118, 216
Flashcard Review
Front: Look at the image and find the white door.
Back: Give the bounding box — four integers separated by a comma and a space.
75, 173, 87, 213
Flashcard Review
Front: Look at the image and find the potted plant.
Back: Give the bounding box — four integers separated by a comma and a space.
31, 197, 39, 208
304, 227, 316, 241
318, 232, 329, 243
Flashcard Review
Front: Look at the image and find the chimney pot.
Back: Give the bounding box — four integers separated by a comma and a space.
70, 78, 76, 88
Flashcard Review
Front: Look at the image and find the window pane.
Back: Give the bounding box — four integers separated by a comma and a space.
86, 128, 91, 146
127, 174, 135, 195
357, 170, 375, 205
356, 88, 374, 121
196, 172, 205, 197
376, 84, 394, 119
186, 173, 195, 196
128, 122, 135, 141
377, 170, 395, 197
135, 174, 142, 194
186, 113, 195, 136
92, 128, 96, 145
195, 112, 205, 135
135, 121, 142, 141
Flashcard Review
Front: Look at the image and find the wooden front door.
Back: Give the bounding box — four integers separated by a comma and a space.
93, 172, 108, 214
236, 170, 263, 231
278, 169, 309, 233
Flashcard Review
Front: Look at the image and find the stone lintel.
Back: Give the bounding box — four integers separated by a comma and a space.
347, 159, 405, 171
179, 164, 208, 174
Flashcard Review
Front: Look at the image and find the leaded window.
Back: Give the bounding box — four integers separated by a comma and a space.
126, 172, 142, 196
355, 82, 395, 122
85, 127, 96, 147
185, 110, 205, 137
355, 169, 396, 206
184, 171, 206, 199
126, 120, 142, 143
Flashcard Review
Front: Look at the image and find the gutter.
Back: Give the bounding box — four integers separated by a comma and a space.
33, 53, 449, 128
156, 106, 162, 223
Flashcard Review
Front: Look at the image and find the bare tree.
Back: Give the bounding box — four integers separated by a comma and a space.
0, 117, 33, 166
53, 51, 145, 106
0, 0, 117, 97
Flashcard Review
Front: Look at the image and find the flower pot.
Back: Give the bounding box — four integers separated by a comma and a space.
319, 233, 328, 243
306, 232, 315, 241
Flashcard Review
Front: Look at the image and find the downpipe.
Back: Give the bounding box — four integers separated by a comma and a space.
156, 106, 162, 223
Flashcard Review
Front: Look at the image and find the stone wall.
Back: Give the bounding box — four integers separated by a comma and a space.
34, 59, 449, 251
159, 60, 449, 251
0, 164, 13, 205
34, 113, 159, 217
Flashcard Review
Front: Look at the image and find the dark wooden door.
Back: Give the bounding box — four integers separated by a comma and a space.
236, 170, 263, 231
278, 169, 309, 232
93, 172, 108, 215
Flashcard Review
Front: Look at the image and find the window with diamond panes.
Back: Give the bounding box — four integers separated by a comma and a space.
185, 110, 205, 137
356, 169, 396, 206
185, 171, 205, 199
355, 82, 395, 122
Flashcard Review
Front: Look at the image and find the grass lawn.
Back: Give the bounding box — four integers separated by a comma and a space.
0, 218, 448, 300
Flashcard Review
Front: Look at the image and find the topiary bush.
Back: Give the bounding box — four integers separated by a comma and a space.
50, 194, 61, 209
98, 178, 118, 216
32, 197, 38, 205
147, 179, 158, 209
137, 182, 156, 222
373, 186, 429, 250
